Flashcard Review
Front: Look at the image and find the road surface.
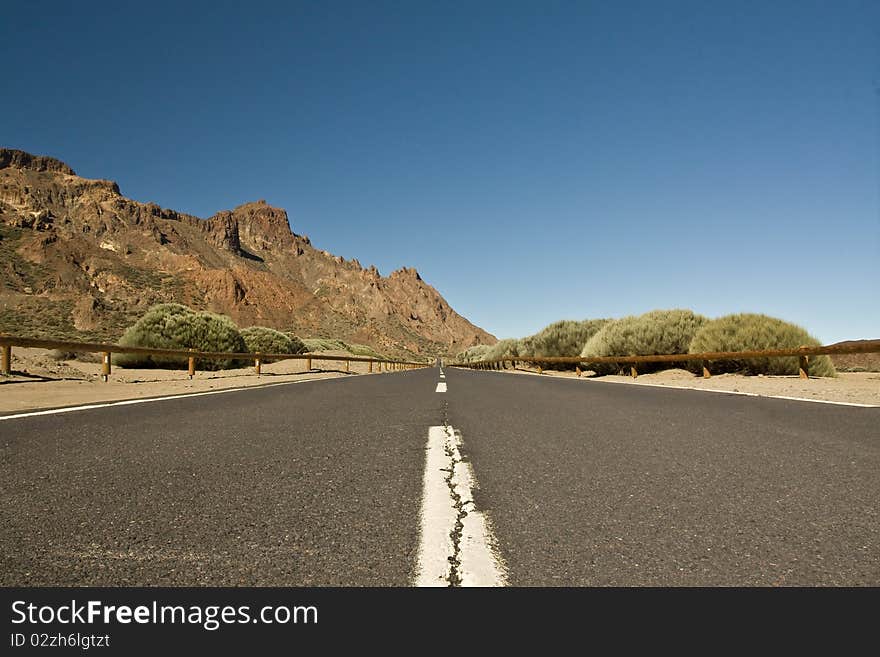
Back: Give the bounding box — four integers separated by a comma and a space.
1, 366, 877, 585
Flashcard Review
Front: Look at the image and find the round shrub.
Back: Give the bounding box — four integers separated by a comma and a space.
456, 344, 492, 363
241, 326, 306, 362
521, 318, 609, 359
581, 309, 707, 374
115, 303, 248, 370
688, 313, 835, 377
483, 338, 524, 361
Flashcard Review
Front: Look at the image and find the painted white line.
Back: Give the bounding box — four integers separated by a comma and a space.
435, 382, 447, 393
483, 369, 879, 408
440, 374, 445, 379
415, 425, 507, 587
0, 378, 332, 421
415, 426, 458, 586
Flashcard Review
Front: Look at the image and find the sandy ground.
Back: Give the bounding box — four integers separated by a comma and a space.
503, 366, 880, 406
0, 347, 400, 414
3, 347, 877, 412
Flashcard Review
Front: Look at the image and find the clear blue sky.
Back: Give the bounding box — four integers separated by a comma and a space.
3, 1, 878, 343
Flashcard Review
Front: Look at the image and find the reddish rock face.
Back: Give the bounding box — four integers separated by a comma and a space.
0, 148, 496, 357
231, 201, 295, 253
199, 213, 241, 254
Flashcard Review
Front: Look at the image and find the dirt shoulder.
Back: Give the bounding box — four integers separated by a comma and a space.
501, 366, 880, 407
0, 347, 388, 414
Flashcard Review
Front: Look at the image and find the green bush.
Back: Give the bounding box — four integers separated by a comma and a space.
300, 337, 384, 359
520, 318, 609, 360
688, 313, 835, 377
115, 303, 248, 370
302, 337, 346, 352
483, 338, 524, 361
581, 309, 707, 374
241, 326, 306, 363
345, 343, 385, 359
456, 344, 492, 363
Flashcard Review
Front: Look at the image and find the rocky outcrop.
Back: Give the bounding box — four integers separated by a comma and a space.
230, 200, 295, 252
0, 148, 76, 175
199, 213, 241, 254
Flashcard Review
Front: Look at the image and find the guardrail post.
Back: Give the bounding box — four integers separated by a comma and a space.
702, 360, 711, 378
255, 353, 262, 376
306, 356, 312, 371
369, 360, 373, 373
101, 351, 111, 382
1, 344, 10, 375
576, 366, 582, 377
630, 365, 638, 378
799, 354, 809, 379
188, 349, 196, 379
537, 365, 543, 374
346, 359, 350, 373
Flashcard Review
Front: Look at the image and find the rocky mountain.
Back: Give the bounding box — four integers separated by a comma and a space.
0, 148, 496, 357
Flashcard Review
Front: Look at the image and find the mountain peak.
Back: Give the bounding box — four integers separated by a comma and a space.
0, 148, 76, 175
391, 266, 422, 281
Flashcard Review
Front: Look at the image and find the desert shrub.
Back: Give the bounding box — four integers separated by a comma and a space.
300, 337, 384, 359
115, 303, 248, 370
581, 309, 707, 374
519, 319, 611, 369
688, 313, 835, 377
345, 343, 385, 359
241, 326, 306, 363
483, 338, 524, 361
302, 337, 346, 352
456, 344, 492, 363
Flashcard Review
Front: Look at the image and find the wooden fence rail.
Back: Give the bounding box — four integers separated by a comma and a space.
0, 335, 428, 380
451, 339, 880, 379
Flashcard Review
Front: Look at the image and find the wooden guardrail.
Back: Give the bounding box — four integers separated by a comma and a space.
451, 339, 880, 379
0, 335, 429, 380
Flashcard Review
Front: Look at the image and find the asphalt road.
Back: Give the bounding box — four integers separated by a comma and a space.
447, 369, 880, 586
0, 371, 441, 585
1, 367, 877, 585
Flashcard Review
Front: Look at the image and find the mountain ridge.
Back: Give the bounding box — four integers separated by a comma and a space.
0, 148, 496, 357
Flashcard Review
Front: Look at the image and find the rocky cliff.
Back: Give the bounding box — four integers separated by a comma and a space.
0, 148, 495, 356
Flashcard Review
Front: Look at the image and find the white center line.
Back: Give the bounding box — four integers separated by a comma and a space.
435, 382, 447, 393
415, 425, 507, 587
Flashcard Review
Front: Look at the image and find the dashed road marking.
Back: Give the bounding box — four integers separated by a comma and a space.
435, 382, 447, 393
415, 425, 507, 587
